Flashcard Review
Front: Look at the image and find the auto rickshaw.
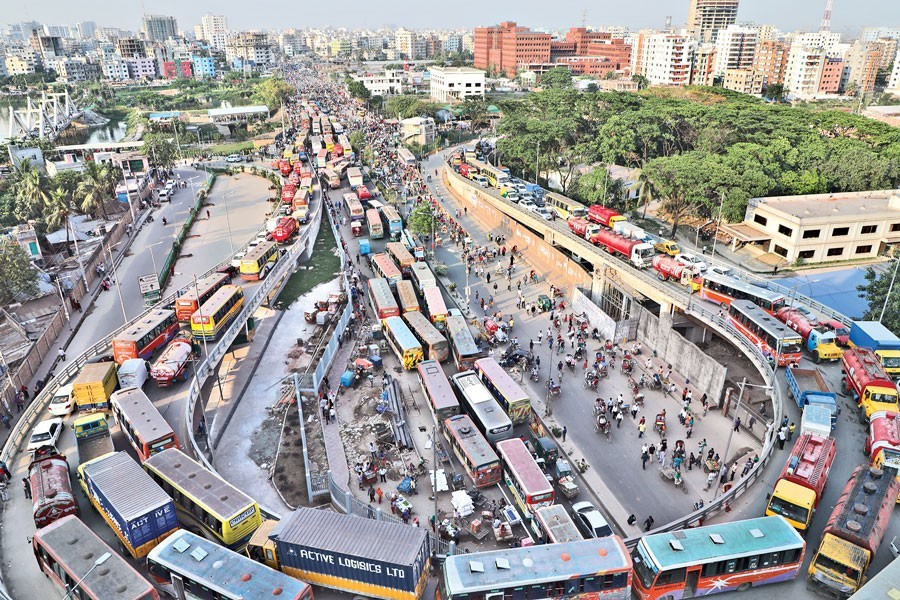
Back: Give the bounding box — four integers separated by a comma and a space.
483, 319, 508, 344
537, 294, 552, 312
351, 220, 363, 237
532, 436, 559, 466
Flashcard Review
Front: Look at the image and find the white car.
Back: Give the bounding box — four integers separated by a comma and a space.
708, 265, 734, 277
165, 180, 176, 192
504, 191, 520, 202
532, 207, 554, 220
571, 501, 613, 539
158, 187, 171, 201
231, 251, 246, 269
520, 200, 537, 212
48, 384, 75, 416
226, 154, 243, 163
27, 417, 64, 452
470, 174, 489, 187
675, 253, 708, 273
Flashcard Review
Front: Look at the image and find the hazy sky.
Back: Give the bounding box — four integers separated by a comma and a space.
8, 0, 899, 35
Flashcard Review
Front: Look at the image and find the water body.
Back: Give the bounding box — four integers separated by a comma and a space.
0, 110, 127, 144
277, 214, 342, 306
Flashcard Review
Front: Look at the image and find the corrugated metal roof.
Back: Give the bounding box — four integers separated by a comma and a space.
275, 507, 429, 566
83, 451, 171, 521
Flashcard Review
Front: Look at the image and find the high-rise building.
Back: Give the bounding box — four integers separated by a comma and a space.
142, 14, 178, 42
690, 44, 717, 85
844, 41, 886, 96
116, 38, 146, 59
887, 51, 900, 94
474, 21, 552, 77
637, 33, 694, 86
860, 27, 900, 43
76, 21, 97, 41
198, 13, 228, 51
713, 25, 758, 75
687, 0, 740, 43
752, 40, 790, 89
29, 30, 65, 63
784, 44, 827, 99
395, 29, 418, 59
226, 32, 275, 70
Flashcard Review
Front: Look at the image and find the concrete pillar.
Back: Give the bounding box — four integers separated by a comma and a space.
344, 490, 354, 514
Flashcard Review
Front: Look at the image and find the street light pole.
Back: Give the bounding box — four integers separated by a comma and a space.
106, 243, 128, 323
879, 257, 900, 323
53, 277, 72, 331
62, 552, 111, 600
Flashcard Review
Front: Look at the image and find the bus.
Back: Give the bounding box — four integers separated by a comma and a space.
474, 160, 510, 188
544, 192, 588, 220
148, 530, 313, 600
631, 516, 805, 599
368, 278, 400, 321
323, 168, 340, 189
451, 370, 514, 444
496, 437, 555, 517
474, 357, 532, 424
367, 208, 384, 239
443, 414, 501, 489
396, 280, 420, 313
411, 261, 436, 293
404, 310, 449, 362
728, 300, 803, 366
300, 175, 313, 195
240, 240, 279, 281
112, 308, 179, 364
383, 316, 424, 370
397, 146, 416, 166
372, 252, 403, 286
343, 192, 365, 221
143, 448, 263, 551
32, 515, 160, 599
174, 273, 230, 323
190, 284, 244, 341
448, 315, 481, 371
316, 149, 328, 169
423, 287, 448, 331
417, 360, 460, 425
339, 134, 352, 156
310, 136, 323, 153
386, 241, 416, 276
532, 504, 584, 544
700, 272, 787, 314
323, 134, 335, 152
401, 229, 426, 261
110, 388, 180, 462
463, 143, 478, 163
381, 205, 404, 240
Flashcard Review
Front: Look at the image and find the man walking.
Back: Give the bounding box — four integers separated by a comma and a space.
561, 426, 567, 442
641, 446, 650, 470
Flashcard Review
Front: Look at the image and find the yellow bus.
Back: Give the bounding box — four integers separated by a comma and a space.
240, 240, 279, 281
190, 284, 244, 341
383, 316, 424, 370
386, 241, 416, 276
143, 448, 263, 552
544, 192, 588, 220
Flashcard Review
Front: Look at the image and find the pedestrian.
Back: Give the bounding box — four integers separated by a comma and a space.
686, 424, 693, 438
733, 417, 741, 432
777, 427, 786, 450
719, 465, 728, 485
730, 462, 738, 481
22, 477, 31, 499
742, 458, 753, 477
376, 486, 384, 504
15, 392, 24, 412
368, 486, 376, 503
705, 472, 716, 490
561, 426, 567, 442
0, 460, 10, 479
329, 406, 336, 424
627, 514, 637, 526
19, 385, 28, 402
537, 331, 543, 344
631, 404, 639, 419
688, 452, 696, 471
787, 422, 796, 441
643, 515, 655, 531
0, 413, 9, 430
58, 347, 66, 362
379, 467, 387, 482
641, 449, 649, 470
206, 209, 211, 219
638, 421, 646, 438
648, 443, 656, 461
748, 415, 757, 431
698, 438, 708, 456
616, 411, 623, 428
682, 387, 688, 404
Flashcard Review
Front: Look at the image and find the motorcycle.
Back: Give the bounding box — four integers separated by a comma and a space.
530, 367, 540, 382
146, 214, 154, 223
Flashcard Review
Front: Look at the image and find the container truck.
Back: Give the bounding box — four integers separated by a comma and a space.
785, 367, 839, 429
588, 228, 655, 268
841, 347, 899, 423
246, 508, 431, 600
71, 362, 118, 412
567, 218, 601, 241
776, 308, 843, 363
651, 254, 700, 290
765, 433, 836, 532
73, 412, 114, 465
612, 220, 649, 241
28, 450, 79, 528
807, 464, 899, 598
116, 358, 148, 390
586, 204, 625, 228
150, 336, 194, 387
77, 451, 179, 559
864, 410, 900, 501
848, 320, 900, 378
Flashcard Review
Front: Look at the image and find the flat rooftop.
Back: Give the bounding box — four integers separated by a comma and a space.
755, 190, 900, 220
430, 66, 485, 74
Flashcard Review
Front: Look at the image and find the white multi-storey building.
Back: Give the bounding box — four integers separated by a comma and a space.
101, 59, 130, 81
197, 13, 228, 51
429, 66, 485, 102
784, 44, 826, 99
638, 33, 694, 86
713, 25, 758, 76
352, 70, 403, 97
887, 51, 900, 94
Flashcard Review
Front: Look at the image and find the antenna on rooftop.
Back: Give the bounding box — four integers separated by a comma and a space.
581, 9, 588, 29
820, 0, 833, 32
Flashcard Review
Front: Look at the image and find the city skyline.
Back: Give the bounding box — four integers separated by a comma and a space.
6, 0, 899, 35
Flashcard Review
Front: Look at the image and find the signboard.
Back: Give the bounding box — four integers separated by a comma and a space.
139, 274, 161, 306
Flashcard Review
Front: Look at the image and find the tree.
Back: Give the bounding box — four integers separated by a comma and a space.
384, 95, 422, 119
857, 263, 900, 336
77, 162, 115, 219
461, 97, 490, 131
143, 133, 178, 169
347, 79, 371, 101
763, 84, 786, 102
12, 162, 50, 223
0, 240, 39, 304
631, 75, 649, 90
253, 77, 295, 111
541, 67, 573, 90
407, 200, 438, 240
349, 130, 365, 154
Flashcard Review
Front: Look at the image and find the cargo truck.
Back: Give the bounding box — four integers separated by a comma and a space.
776, 308, 843, 363
651, 254, 700, 290
567, 218, 601, 241
765, 433, 836, 532
458, 163, 478, 179
588, 228, 655, 268
586, 204, 625, 228
71, 362, 118, 412
116, 358, 148, 390
807, 464, 899, 598
785, 367, 839, 429
73, 412, 114, 465
272, 216, 298, 243
841, 347, 899, 423
28, 449, 79, 528
612, 220, 649, 242
77, 451, 179, 559
246, 507, 431, 600
653, 239, 680, 256
848, 320, 900, 378
864, 410, 900, 501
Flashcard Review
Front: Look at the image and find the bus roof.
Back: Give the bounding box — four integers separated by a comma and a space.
444, 537, 630, 594
535, 504, 583, 543
496, 438, 554, 496
445, 415, 498, 466
475, 357, 528, 400
639, 516, 804, 571
116, 309, 175, 341
418, 360, 457, 411
404, 311, 443, 344
453, 370, 497, 405
110, 388, 174, 442
703, 272, 784, 303
447, 316, 479, 355
243, 240, 277, 261
175, 273, 229, 303
731, 300, 801, 340
80, 451, 172, 521
384, 316, 420, 350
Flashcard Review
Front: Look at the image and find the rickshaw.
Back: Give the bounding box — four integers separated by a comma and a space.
654, 411, 667, 437
483, 319, 508, 344
351, 220, 363, 237
659, 466, 688, 493
537, 294, 552, 312
553, 460, 579, 499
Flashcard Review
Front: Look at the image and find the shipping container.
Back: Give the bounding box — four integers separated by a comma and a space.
71, 362, 118, 412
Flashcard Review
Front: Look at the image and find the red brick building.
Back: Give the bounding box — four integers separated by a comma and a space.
818, 57, 844, 94
474, 21, 552, 77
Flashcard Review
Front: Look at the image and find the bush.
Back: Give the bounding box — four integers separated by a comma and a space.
433, 264, 448, 276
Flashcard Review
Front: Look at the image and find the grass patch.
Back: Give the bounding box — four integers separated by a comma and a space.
208, 141, 255, 155
277, 216, 341, 306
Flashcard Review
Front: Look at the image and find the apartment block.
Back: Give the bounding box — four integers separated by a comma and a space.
127, 57, 157, 80
637, 33, 694, 86
690, 44, 716, 85
198, 14, 228, 51
784, 45, 826, 99
752, 40, 789, 88
722, 68, 763, 94
143, 14, 178, 42
5, 55, 35, 76
713, 25, 757, 76
817, 57, 843, 94
429, 66, 485, 102
687, 0, 740, 43
887, 51, 900, 93
101, 59, 130, 81
845, 41, 885, 96
474, 21, 552, 77
116, 38, 146, 58
226, 32, 275, 69
47, 58, 101, 83
191, 55, 216, 79
353, 70, 403, 96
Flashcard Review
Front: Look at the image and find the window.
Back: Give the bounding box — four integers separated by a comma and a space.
827, 247, 844, 257
753, 214, 768, 226
891, 223, 900, 232
861, 225, 877, 235
856, 245, 872, 254
777, 224, 793, 236
802, 229, 820, 239
833, 227, 849, 236
773, 245, 788, 257
799, 250, 815, 259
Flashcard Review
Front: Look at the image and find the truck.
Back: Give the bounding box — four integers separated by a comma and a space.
28, 449, 79, 529
612, 220, 649, 241
246, 507, 431, 600
652, 254, 700, 289
848, 320, 900, 378
841, 347, 899, 423
785, 367, 839, 429
588, 228, 655, 268
71, 362, 118, 412
586, 204, 625, 228
653, 239, 680, 256
801, 405, 833, 439
765, 433, 836, 532
567, 218, 601, 241
77, 451, 179, 559
864, 410, 900, 501
281, 183, 296, 205
776, 308, 843, 363
116, 358, 148, 390
807, 464, 899, 598
150, 336, 194, 387
272, 216, 298, 243
74, 412, 114, 465
279, 160, 292, 177
458, 163, 478, 179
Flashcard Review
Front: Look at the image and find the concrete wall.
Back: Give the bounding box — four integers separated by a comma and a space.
635, 306, 727, 401
572, 288, 617, 341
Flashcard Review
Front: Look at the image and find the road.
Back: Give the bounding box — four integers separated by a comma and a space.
0, 169, 273, 599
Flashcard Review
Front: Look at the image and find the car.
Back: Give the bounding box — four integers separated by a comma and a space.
27, 417, 64, 452
531, 195, 546, 208
448, 308, 464, 318
512, 183, 528, 194
571, 501, 613, 539
675, 253, 708, 273
504, 191, 520, 202
164, 180, 176, 192
532, 207, 554, 220
708, 265, 734, 277
226, 154, 243, 163
822, 320, 850, 346
520, 200, 537, 212
158, 187, 171, 201
47, 384, 75, 416
499, 349, 534, 368
231, 251, 247, 269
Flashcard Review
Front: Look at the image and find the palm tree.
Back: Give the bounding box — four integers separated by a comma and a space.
77, 162, 113, 219
12, 162, 50, 222
632, 167, 654, 219
45, 185, 73, 251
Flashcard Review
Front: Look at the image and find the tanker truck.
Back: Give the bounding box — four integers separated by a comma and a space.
588, 229, 655, 268
776, 307, 843, 363
567, 218, 601, 241
651, 255, 700, 290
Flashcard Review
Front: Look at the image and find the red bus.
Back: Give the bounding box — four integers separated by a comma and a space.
496, 437, 555, 517
372, 253, 402, 286
112, 309, 179, 364
444, 414, 502, 488
700, 272, 787, 314
368, 278, 400, 322
174, 273, 230, 322
417, 359, 460, 425
110, 388, 180, 462
728, 300, 802, 366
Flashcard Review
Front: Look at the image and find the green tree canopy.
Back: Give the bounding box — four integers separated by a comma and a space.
541, 67, 573, 90
252, 77, 295, 111
0, 240, 39, 304
857, 262, 900, 335
347, 79, 371, 101
143, 133, 179, 169
407, 200, 438, 240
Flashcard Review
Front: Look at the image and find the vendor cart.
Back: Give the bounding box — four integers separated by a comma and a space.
553, 460, 579, 498
537, 294, 552, 312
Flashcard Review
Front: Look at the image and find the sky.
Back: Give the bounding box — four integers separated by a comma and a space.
7, 0, 900, 35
